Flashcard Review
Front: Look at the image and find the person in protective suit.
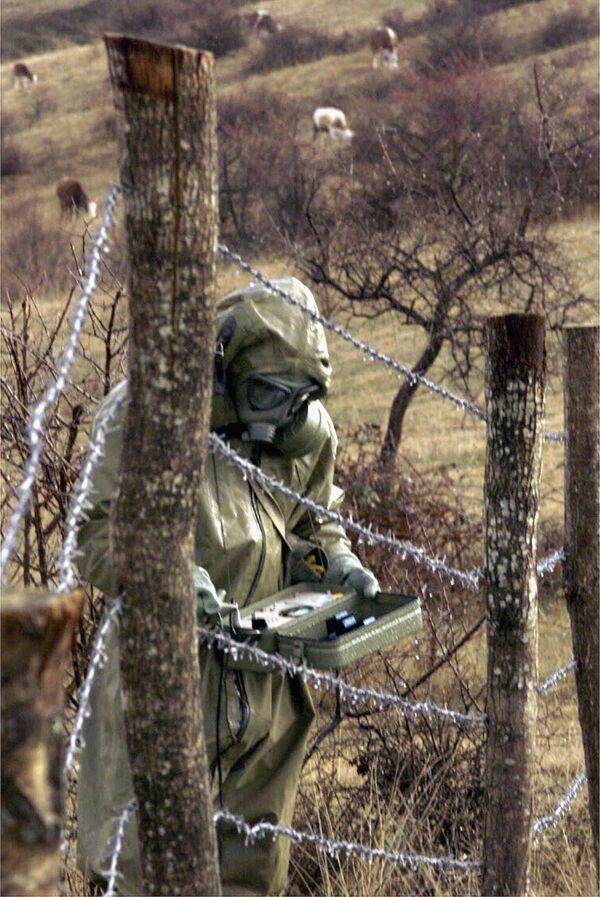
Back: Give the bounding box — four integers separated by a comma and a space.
75, 277, 379, 896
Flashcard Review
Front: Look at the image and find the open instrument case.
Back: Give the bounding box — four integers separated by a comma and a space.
223, 583, 422, 672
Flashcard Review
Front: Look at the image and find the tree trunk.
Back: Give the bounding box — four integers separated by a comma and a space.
379, 331, 444, 469
482, 314, 546, 897
105, 35, 221, 896
563, 324, 599, 885
1, 588, 84, 897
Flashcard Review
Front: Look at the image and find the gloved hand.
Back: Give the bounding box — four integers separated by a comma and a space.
322, 552, 380, 599
194, 566, 237, 621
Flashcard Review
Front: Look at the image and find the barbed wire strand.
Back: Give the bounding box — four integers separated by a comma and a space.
532, 772, 588, 841
0, 186, 121, 581
59, 595, 123, 858
99, 776, 588, 888
537, 657, 576, 694
215, 808, 481, 872
210, 432, 482, 592
210, 432, 563, 591
536, 547, 565, 578
104, 800, 135, 897
217, 243, 565, 445
199, 625, 487, 729
57, 394, 127, 592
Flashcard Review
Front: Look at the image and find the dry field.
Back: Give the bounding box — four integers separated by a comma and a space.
1, 1, 598, 894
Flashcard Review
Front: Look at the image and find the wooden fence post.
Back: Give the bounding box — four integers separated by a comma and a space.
482, 314, 546, 896
1, 588, 84, 897
104, 35, 221, 895
564, 324, 599, 883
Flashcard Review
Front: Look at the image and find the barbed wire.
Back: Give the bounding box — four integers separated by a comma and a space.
198, 624, 487, 729
217, 243, 565, 445
210, 432, 564, 592
0, 185, 121, 581
105, 800, 135, 897
215, 808, 481, 873
532, 772, 588, 841
536, 547, 565, 579
538, 657, 576, 694
56, 393, 127, 592
59, 596, 123, 858
209, 432, 482, 592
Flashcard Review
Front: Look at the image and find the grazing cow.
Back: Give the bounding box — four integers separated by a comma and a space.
370, 26, 399, 69
56, 177, 97, 219
240, 9, 281, 39
13, 62, 38, 90
313, 107, 354, 147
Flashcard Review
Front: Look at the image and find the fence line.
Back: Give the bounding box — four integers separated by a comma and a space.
102, 770, 588, 887
217, 243, 565, 445
57, 393, 128, 592
0, 185, 121, 581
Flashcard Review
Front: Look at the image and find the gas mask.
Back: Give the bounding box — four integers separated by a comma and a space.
232, 372, 322, 449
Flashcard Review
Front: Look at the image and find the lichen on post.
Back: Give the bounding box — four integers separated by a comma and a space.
104, 34, 221, 896
482, 314, 546, 897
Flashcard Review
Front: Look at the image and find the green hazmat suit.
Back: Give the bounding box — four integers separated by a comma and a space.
75, 277, 370, 896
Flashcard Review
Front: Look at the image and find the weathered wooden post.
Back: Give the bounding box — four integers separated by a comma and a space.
104, 35, 221, 895
482, 314, 546, 896
1, 588, 84, 897
564, 324, 599, 883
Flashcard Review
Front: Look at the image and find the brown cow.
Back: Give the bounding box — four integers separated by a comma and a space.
56, 177, 97, 219
13, 62, 38, 90
370, 26, 399, 69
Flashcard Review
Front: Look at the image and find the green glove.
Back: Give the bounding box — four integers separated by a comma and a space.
194, 566, 237, 620
323, 552, 380, 599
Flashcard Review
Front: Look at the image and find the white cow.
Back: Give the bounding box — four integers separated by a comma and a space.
13, 62, 38, 89
312, 107, 354, 147
370, 26, 399, 69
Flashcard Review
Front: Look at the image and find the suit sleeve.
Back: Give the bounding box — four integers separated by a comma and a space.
290, 404, 352, 559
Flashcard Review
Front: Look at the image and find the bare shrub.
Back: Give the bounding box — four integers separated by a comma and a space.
1, 116, 29, 178
187, 8, 248, 57
416, 16, 506, 73
381, 8, 407, 37
218, 89, 338, 248
243, 25, 359, 75
1, 140, 29, 178
535, 4, 599, 53
1, 204, 74, 295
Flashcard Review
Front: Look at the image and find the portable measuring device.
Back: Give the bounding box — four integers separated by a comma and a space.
222, 583, 422, 673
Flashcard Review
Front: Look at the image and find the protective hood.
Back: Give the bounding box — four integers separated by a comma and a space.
211, 277, 331, 432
